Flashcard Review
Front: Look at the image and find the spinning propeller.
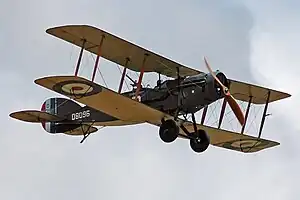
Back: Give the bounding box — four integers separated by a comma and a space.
203, 57, 245, 126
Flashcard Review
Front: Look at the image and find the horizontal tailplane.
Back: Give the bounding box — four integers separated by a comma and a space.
9, 110, 62, 123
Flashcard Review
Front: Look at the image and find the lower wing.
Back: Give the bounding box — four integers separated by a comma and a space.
34, 75, 167, 124
34, 75, 279, 153
178, 120, 279, 153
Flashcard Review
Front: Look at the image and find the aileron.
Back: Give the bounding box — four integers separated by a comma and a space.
46, 25, 200, 78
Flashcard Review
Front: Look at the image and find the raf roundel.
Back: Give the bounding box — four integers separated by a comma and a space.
230, 139, 262, 149
53, 80, 102, 97
221, 138, 271, 152
61, 83, 93, 95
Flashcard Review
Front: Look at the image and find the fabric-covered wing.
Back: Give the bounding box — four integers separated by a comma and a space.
229, 79, 291, 104
34, 75, 170, 124
35, 75, 278, 153
9, 110, 62, 123
46, 25, 201, 78
46, 25, 290, 104
178, 120, 279, 153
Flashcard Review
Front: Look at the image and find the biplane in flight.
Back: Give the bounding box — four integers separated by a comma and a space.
10, 25, 291, 153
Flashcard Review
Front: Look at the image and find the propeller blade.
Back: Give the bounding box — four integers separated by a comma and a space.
203, 56, 245, 126
204, 57, 225, 89
225, 95, 245, 126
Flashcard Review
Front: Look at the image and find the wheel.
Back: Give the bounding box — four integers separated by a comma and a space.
190, 130, 210, 153
159, 119, 179, 143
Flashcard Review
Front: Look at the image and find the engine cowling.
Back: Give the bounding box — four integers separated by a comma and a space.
214, 71, 229, 96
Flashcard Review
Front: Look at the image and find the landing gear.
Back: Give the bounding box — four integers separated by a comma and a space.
159, 117, 210, 152
189, 129, 210, 153
158, 67, 210, 152
177, 113, 210, 153
159, 119, 179, 143
186, 113, 210, 153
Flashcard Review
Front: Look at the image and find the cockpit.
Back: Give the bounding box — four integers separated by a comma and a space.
154, 79, 168, 90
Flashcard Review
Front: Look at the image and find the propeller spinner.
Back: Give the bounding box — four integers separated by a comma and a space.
204, 56, 245, 126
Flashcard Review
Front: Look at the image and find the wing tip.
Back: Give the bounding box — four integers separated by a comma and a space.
285, 93, 292, 98
229, 79, 292, 104
34, 75, 79, 85
236, 138, 280, 153
45, 24, 98, 35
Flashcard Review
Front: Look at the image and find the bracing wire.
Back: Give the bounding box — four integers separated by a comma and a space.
89, 53, 108, 87
116, 64, 130, 91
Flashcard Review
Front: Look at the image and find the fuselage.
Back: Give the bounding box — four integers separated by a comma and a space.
38, 71, 230, 133
123, 71, 229, 116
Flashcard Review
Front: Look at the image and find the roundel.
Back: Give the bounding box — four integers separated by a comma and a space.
221, 138, 270, 152
52, 80, 102, 97
230, 139, 262, 148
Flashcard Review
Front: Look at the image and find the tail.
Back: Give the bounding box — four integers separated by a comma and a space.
9, 97, 98, 136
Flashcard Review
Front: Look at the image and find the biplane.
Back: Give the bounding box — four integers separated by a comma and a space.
9, 25, 291, 153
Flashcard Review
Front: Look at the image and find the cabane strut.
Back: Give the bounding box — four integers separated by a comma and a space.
118, 57, 130, 93
134, 53, 149, 100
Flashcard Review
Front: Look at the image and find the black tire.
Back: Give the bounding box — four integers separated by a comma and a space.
159, 119, 179, 143
190, 130, 210, 153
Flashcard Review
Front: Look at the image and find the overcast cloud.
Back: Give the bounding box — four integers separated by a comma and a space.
1, 0, 299, 199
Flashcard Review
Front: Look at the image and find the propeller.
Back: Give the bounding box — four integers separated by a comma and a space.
203, 56, 245, 126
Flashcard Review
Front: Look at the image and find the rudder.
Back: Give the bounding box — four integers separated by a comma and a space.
41, 97, 82, 133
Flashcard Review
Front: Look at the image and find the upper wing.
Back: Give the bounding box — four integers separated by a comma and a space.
35, 75, 278, 153
229, 79, 291, 104
46, 25, 201, 78
45, 25, 291, 104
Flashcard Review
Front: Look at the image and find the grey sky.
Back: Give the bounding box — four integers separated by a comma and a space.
1, 0, 299, 199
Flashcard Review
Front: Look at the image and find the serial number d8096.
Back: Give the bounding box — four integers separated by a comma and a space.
71, 110, 90, 120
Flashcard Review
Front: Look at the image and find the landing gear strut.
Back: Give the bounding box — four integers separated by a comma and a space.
158, 66, 210, 152
159, 119, 179, 143
179, 113, 210, 153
